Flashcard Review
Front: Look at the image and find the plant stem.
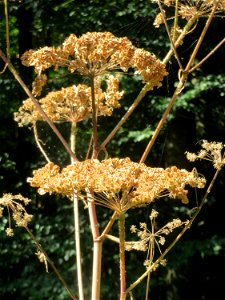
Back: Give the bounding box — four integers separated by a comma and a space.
100, 82, 152, 150
99, 18, 196, 152
189, 36, 225, 73
73, 192, 84, 300
126, 167, 221, 294
184, 1, 218, 72
33, 123, 51, 162
119, 213, 126, 300
100, 211, 118, 239
162, 17, 196, 65
87, 191, 102, 300
0, 50, 78, 162
4, 0, 10, 59
139, 72, 188, 163
24, 226, 77, 300
140, 7, 217, 163
70, 121, 84, 300
90, 76, 99, 158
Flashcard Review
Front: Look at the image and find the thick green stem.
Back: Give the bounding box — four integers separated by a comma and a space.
119, 213, 126, 300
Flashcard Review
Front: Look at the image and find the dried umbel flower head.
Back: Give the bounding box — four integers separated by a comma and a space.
128, 210, 188, 254
152, 0, 225, 21
0, 193, 33, 236
21, 31, 167, 93
186, 140, 225, 170
14, 74, 124, 126
27, 158, 205, 213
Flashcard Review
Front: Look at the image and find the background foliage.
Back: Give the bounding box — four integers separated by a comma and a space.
0, 0, 225, 299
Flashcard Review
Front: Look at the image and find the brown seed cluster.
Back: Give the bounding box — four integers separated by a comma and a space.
21, 31, 167, 91
128, 209, 188, 252
186, 140, 225, 170
27, 158, 205, 213
16, 32, 167, 127
14, 75, 124, 126
0, 193, 33, 236
152, 0, 225, 22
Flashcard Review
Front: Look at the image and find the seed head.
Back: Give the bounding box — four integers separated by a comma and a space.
27, 158, 205, 213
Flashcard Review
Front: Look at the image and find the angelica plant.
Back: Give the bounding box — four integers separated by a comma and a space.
1, 1, 225, 299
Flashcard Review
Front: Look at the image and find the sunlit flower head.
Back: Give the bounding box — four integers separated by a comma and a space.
152, 0, 225, 22
186, 140, 225, 169
14, 74, 124, 126
21, 31, 167, 91
27, 158, 205, 213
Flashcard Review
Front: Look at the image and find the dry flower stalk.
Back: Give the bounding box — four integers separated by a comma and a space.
0, 193, 33, 236
152, 0, 225, 23
14, 75, 124, 126
21, 32, 167, 88
128, 209, 188, 254
186, 140, 225, 170
15, 32, 168, 129
27, 158, 205, 213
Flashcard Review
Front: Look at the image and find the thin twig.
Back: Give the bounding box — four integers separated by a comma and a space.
157, 0, 184, 70
184, 1, 218, 72
139, 72, 188, 163
99, 82, 152, 151
24, 226, 77, 300
33, 123, 51, 162
189, 36, 225, 73
4, 0, 10, 59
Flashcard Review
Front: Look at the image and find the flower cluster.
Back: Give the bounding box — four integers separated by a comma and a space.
152, 0, 225, 23
16, 32, 168, 128
14, 75, 124, 126
27, 158, 205, 213
0, 193, 33, 236
21, 31, 167, 91
127, 209, 188, 253
186, 140, 225, 170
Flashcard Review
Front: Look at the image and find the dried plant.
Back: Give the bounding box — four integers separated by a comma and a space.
1, 1, 225, 300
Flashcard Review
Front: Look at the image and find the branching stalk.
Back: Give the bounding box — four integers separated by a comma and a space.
184, 1, 218, 72
100, 211, 118, 239
189, 36, 225, 73
24, 226, 77, 300
0, 50, 78, 162
126, 167, 222, 294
